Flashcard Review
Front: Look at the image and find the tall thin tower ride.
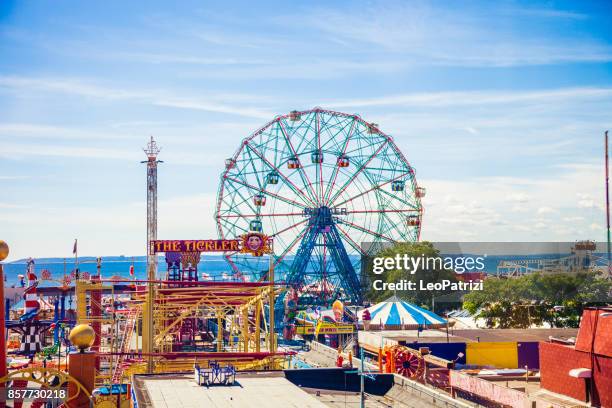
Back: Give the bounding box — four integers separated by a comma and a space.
141, 136, 161, 372
143, 136, 162, 279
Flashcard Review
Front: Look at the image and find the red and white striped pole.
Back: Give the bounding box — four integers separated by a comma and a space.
23, 260, 39, 318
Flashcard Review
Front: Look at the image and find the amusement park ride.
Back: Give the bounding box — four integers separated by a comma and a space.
0, 108, 428, 407
216, 108, 425, 307
496, 240, 602, 277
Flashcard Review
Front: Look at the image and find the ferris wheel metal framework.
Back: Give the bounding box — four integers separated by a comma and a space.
215, 108, 424, 305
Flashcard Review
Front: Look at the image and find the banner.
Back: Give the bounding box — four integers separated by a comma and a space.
150, 234, 272, 256
295, 322, 354, 335
151, 240, 240, 253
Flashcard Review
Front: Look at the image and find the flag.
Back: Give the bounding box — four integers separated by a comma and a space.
72, 239, 78, 255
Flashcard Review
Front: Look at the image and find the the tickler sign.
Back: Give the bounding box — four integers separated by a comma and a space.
150, 233, 273, 257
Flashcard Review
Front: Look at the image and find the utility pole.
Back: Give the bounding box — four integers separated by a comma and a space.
606, 131, 611, 278
268, 256, 275, 353
360, 346, 365, 408
345, 330, 375, 408
142, 137, 162, 373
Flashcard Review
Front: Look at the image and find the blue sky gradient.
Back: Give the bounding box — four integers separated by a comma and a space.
1, 0, 612, 259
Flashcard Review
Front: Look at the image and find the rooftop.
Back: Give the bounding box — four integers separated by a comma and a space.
132, 372, 329, 408
366, 328, 578, 344
132, 370, 457, 408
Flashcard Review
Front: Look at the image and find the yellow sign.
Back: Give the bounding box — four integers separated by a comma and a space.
151, 240, 240, 253
295, 322, 354, 335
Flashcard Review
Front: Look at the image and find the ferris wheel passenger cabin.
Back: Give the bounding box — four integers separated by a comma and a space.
267, 171, 279, 184
253, 194, 266, 206
225, 158, 235, 169
287, 157, 301, 169
416, 187, 426, 198
366, 122, 380, 134
311, 150, 324, 164
289, 110, 302, 121
249, 219, 263, 232
406, 215, 420, 227
337, 155, 350, 167
391, 180, 405, 191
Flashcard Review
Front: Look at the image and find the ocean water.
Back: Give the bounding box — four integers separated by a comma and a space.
2, 251, 606, 288
2, 256, 235, 286
2, 254, 301, 286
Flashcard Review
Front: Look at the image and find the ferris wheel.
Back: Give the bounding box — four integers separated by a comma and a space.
215, 108, 424, 304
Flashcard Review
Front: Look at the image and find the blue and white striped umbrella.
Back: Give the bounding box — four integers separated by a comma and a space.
358, 296, 446, 327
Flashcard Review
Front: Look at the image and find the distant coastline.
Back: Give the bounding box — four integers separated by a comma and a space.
2, 252, 607, 287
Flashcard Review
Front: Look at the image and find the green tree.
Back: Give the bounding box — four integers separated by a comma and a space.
463, 272, 611, 328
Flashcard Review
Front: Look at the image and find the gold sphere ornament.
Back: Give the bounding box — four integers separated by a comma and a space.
0, 240, 9, 262
68, 324, 95, 352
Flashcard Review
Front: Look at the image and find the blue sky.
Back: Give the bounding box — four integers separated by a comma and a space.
1, 0, 612, 260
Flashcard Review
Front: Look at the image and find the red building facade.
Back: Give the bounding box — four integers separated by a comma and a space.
540, 308, 612, 407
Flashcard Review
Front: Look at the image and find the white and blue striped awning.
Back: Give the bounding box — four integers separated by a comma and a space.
358, 296, 446, 327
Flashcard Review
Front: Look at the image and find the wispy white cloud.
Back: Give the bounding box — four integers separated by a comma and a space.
0, 119, 261, 164
0, 175, 30, 180
0, 123, 137, 141
0, 202, 32, 209
563, 216, 585, 222
537, 206, 558, 215
320, 88, 611, 176
501, 6, 588, 20
0, 76, 143, 100
421, 162, 606, 241
0, 139, 233, 165
577, 197, 603, 210
96, 51, 268, 66
151, 97, 272, 119
0, 142, 134, 160
296, 2, 612, 67
0, 192, 219, 259
327, 87, 612, 109
208, 59, 409, 79
0, 76, 274, 119
509, 193, 529, 203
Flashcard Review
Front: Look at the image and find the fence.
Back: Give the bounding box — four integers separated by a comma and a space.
450, 371, 525, 408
